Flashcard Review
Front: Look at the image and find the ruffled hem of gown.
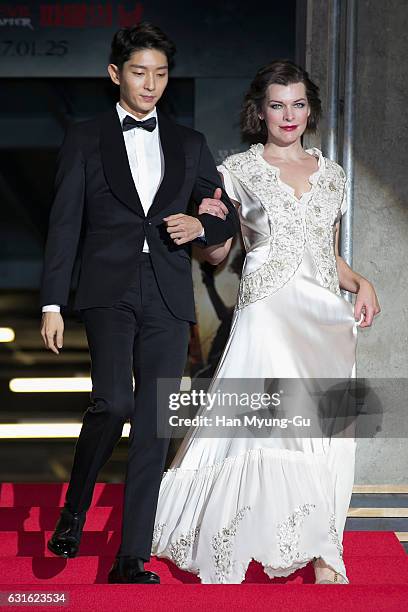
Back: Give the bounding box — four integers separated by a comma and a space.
151, 446, 349, 584
154, 549, 347, 585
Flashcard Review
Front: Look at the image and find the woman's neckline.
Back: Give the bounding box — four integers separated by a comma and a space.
252, 143, 323, 202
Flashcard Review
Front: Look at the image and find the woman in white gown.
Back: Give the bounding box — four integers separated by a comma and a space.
151, 60, 380, 584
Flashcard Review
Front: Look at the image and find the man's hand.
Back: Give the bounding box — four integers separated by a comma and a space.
198, 187, 229, 220
163, 213, 204, 245
41, 312, 64, 354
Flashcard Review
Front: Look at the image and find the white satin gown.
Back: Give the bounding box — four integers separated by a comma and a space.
151, 147, 361, 583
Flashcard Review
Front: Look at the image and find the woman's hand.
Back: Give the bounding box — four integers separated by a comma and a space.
354, 279, 381, 328
198, 188, 229, 220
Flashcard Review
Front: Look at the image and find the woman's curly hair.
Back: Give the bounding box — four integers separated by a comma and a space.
241, 59, 322, 143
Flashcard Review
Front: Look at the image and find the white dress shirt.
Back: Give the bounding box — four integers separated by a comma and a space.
43, 102, 164, 313
117, 101, 164, 251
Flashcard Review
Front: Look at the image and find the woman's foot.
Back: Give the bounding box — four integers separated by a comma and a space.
313, 557, 347, 584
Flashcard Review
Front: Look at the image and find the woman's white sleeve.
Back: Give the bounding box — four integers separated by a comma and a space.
340, 177, 349, 216
217, 164, 239, 203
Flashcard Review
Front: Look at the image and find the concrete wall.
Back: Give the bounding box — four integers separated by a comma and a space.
305, 0, 408, 483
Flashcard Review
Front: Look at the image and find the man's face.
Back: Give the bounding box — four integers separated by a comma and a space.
108, 48, 169, 118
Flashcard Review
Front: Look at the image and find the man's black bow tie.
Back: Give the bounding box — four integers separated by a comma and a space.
122, 115, 157, 133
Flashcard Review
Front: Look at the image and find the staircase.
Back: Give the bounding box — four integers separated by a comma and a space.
0, 483, 407, 611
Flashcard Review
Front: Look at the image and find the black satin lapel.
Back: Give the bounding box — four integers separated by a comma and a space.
147, 110, 185, 218
100, 109, 145, 217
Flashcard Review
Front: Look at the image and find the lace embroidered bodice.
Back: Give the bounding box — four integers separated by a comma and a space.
220, 144, 347, 309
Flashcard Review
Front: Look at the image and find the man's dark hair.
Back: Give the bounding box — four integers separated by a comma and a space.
110, 22, 176, 70
241, 59, 322, 143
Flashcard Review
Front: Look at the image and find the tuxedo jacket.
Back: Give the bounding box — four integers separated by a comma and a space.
40, 108, 240, 323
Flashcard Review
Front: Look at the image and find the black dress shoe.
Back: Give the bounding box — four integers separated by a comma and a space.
108, 557, 160, 584
47, 505, 86, 559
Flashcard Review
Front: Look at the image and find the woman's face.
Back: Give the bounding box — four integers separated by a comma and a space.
260, 81, 311, 146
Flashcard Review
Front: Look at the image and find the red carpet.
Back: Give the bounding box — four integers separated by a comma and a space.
0, 483, 407, 611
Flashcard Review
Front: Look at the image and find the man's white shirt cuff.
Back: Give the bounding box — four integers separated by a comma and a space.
42, 305, 61, 313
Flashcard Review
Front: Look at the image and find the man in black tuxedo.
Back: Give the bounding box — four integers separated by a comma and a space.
40, 23, 239, 584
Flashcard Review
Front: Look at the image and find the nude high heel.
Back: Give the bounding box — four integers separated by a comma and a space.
315, 570, 348, 584
313, 557, 348, 584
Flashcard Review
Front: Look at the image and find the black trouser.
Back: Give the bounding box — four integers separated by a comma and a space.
65, 253, 190, 560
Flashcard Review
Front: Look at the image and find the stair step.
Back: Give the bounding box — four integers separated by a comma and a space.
346, 517, 408, 531
2, 507, 408, 533
0, 483, 122, 508
351, 494, 408, 508
349, 508, 408, 518
0, 554, 407, 585
0, 507, 120, 531
0, 583, 407, 612
0, 531, 405, 558
0, 531, 119, 557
